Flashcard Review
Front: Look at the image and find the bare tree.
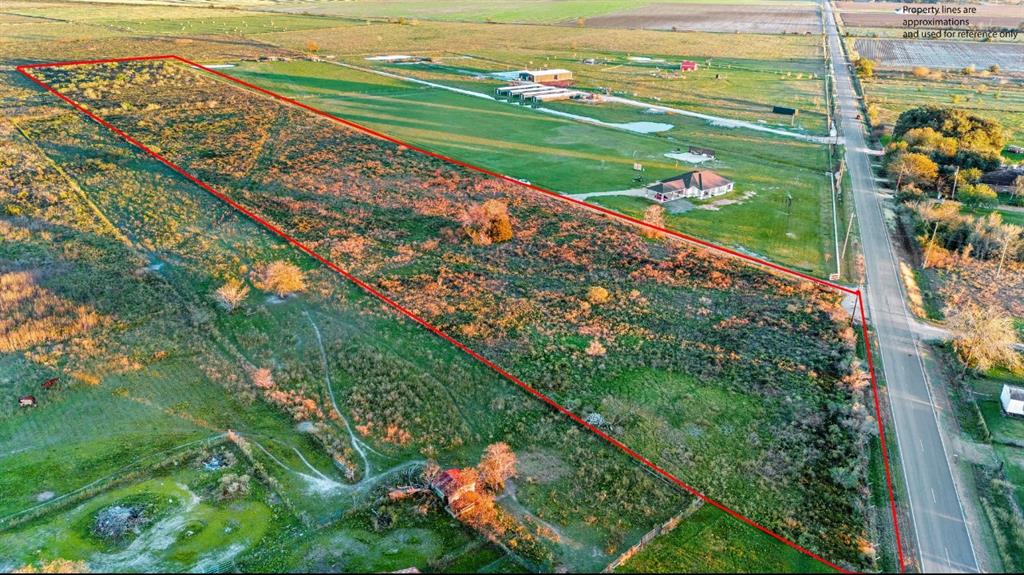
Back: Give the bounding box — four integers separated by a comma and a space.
641, 204, 666, 239
258, 261, 306, 298
214, 279, 249, 312
946, 301, 1021, 372
1012, 175, 1024, 202
477, 442, 516, 492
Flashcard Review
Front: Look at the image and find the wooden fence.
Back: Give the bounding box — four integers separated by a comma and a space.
602, 498, 706, 572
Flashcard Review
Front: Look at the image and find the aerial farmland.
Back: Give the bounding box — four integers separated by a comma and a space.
2, 1, 1021, 574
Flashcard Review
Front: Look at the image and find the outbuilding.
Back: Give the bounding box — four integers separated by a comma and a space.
517, 69, 573, 87
431, 469, 479, 517
1001, 384, 1024, 417
680, 61, 698, 72
19, 395, 37, 408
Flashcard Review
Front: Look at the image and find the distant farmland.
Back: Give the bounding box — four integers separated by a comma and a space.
855, 39, 1024, 72
581, 3, 821, 34
838, 1, 1024, 30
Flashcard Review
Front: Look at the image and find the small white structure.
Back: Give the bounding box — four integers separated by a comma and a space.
1001, 384, 1024, 417
494, 83, 585, 103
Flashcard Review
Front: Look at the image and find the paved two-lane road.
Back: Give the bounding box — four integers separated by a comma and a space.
821, 2, 979, 572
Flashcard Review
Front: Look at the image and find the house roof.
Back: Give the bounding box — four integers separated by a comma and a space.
655, 170, 732, 193
1005, 384, 1024, 402
523, 68, 571, 76
433, 468, 473, 497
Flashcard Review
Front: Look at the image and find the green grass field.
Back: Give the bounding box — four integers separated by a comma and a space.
229, 60, 836, 276
616, 505, 832, 573
961, 206, 1024, 228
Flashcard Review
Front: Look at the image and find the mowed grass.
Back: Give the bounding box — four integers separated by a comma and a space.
229, 60, 835, 275
615, 505, 832, 573
362, 51, 827, 133
961, 205, 1024, 227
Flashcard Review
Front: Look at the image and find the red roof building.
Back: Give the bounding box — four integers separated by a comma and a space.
431, 469, 476, 504
680, 61, 698, 72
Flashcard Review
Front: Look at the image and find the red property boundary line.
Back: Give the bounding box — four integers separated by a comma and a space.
17, 54, 905, 573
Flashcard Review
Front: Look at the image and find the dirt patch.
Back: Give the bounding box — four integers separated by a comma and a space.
697, 190, 757, 211
580, 4, 820, 34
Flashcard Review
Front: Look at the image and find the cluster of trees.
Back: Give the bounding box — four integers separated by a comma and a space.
886, 106, 1007, 197
855, 57, 875, 79
913, 202, 1023, 264
885, 107, 1022, 264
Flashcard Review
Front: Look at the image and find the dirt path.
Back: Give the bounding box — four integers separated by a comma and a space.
304, 311, 387, 478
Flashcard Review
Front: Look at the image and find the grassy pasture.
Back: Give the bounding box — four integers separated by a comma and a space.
616, 505, 832, 573
27, 59, 880, 569
862, 71, 1024, 145
229, 60, 835, 276
363, 53, 828, 133
2, 66, 691, 571
230, 0, 816, 24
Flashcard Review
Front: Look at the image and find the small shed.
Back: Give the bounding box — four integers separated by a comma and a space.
42, 377, 58, 390
1001, 384, 1024, 417
19, 395, 37, 408
772, 106, 799, 117
680, 61, 698, 72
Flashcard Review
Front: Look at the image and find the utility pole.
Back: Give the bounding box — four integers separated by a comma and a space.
922, 220, 940, 268
996, 239, 1010, 279
840, 210, 856, 266
948, 165, 960, 201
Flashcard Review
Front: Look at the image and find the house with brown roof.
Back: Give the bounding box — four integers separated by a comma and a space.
431, 468, 478, 516
646, 170, 734, 202
19, 395, 37, 408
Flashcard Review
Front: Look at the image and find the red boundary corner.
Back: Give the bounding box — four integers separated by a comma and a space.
17, 54, 905, 573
